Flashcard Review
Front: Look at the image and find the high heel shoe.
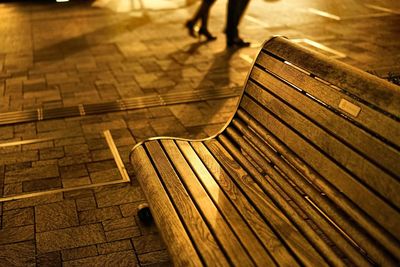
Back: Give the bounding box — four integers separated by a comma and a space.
185, 21, 197, 38
198, 28, 217, 41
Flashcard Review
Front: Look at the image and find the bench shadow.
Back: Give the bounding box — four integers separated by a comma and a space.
160, 42, 239, 138
188, 48, 239, 137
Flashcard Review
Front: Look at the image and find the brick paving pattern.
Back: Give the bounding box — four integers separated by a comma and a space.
0, 0, 399, 266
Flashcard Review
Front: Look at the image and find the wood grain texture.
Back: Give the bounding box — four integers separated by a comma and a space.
231, 116, 398, 265
226, 124, 374, 267
159, 139, 246, 267
236, 108, 400, 262
250, 62, 400, 176
255, 50, 400, 152
263, 37, 400, 118
190, 141, 300, 267
130, 145, 202, 267
216, 135, 347, 266
239, 95, 400, 241
173, 140, 274, 267
204, 139, 330, 267
244, 77, 400, 209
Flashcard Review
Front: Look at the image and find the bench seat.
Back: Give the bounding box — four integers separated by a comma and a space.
130, 37, 400, 266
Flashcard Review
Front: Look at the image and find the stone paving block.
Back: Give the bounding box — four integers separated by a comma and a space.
37, 120, 67, 133
31, 159, 58, 167
58, 153, 91, 166
0, 150, 38, 165
62, 176, 91, 188
76, 195, 97, 211
63, 188, 94, 200
2, 207, 34, 228
91, 148, 113, 161
54, 136, 86, 147
63, 251, 137, 267
13, 122, 36, 135
23, 176, 62, 192
22, 141, 54, 151
24, 89, 61, 102
79, 206, 122, 224
105, 226, 141, 242
81, 119, 127, 134
150, 116, 189, 136
90, 168, 121, 183
119, 202, 141, 218
3, 192, 63, 211
37, 127, 83, 139
86, 159, 116, 173
86, 137, 108, 150
0, 241, 36, 267
138, 250, 170, 266
36, 224, 106, 253
132, 234, 166, 255
64, 143, 90, 156
0, 126, 13, 140
95, 185, 144, 208
61, 245, 98, 261
3, 182, 23, 196
5, 164, 59, 184
0, 225, 35, 245
60, 164, 88, 179
5, 161, 31, 172
36, 251, 62, 267
23, 78, 46, 92
40, 146, 64, 160
97, 239, 132, 255
35, 199, 79, 232
102, 216, 136, 232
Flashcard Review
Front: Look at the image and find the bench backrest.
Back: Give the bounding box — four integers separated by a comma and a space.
229, 37, 400, 264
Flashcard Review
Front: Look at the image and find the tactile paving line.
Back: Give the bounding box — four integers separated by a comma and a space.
0, 87, 242, 126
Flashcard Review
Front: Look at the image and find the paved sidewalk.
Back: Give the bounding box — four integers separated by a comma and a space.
0, 0, 399, 266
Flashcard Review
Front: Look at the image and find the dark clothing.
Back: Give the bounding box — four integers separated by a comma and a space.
191, 0, 216, 30
226, 0, 250, 41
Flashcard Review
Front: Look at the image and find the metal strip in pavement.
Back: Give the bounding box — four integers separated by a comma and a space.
103, 130, 130, 182
0, 130, 129, 202
364, 4, 400, 15
244, 15, 270, 28
307, 8, 341, 20
0, 138, 53, 148
291, 38, 346, 59
0, 87, 242, 126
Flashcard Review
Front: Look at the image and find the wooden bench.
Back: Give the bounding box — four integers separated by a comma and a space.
129, 36, 400, 266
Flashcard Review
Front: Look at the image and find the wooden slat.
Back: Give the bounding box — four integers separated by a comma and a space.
262, 37, 400, 118
236, 106, 400, 258
169, 140, 273, 266
216, 134, 348, 266
244, 78, 400, 209
227, 123, 386, 266
250, 65, 400, 177
154, 140, 252, 266
255, 51, 400, 149
190, 141, 300, 267
239, 95, 400, 238
231, 116, 399, 265
204, 139, 331, 267
144, 141, 230, 266
130, 146, 202, 266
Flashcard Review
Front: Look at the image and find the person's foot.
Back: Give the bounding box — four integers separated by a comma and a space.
185, 20, 197, 38
227, 37, 251, 48
199, 28, 217, 41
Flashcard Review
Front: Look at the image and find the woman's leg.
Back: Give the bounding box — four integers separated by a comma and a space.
199, 0, 216, 30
